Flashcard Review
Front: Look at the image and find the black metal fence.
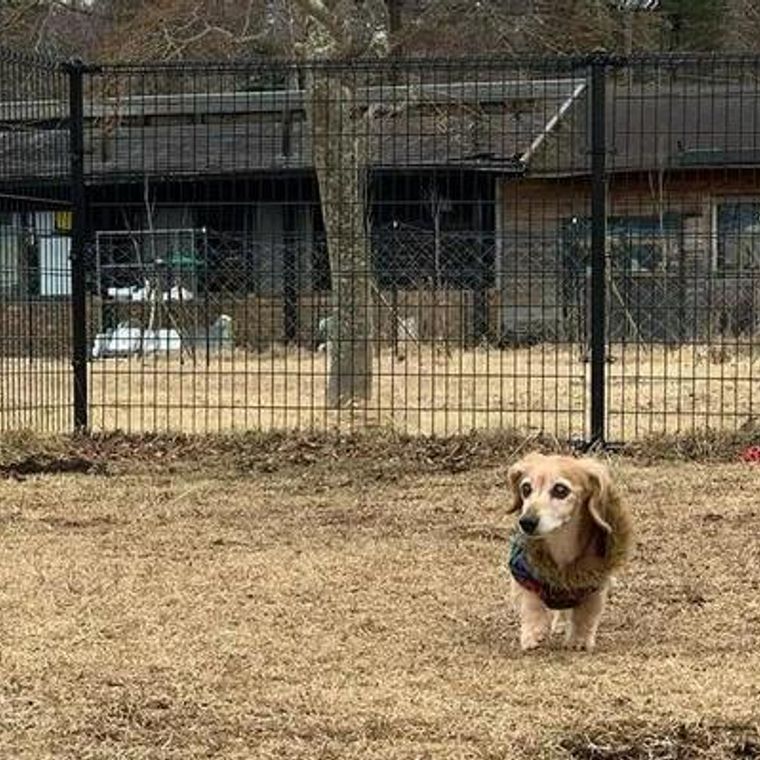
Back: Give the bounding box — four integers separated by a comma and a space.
2, 49, 760, 444
0, 48, 72, 432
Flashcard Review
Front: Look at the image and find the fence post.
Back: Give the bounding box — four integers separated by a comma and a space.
67, 59, 88, 431
589, 54, 608, 446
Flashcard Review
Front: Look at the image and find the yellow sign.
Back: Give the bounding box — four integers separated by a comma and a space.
55, 210, 72, 232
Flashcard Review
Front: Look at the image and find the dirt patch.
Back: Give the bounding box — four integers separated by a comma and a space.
0, 455, 97, 479
557, 724, 760, 759
0, 428, 570, 481
1, 427, 757, 486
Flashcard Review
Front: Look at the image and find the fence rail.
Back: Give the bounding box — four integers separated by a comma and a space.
2, 49, 760, 443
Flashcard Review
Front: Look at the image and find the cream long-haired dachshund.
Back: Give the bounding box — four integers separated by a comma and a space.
506, 452, 632, 653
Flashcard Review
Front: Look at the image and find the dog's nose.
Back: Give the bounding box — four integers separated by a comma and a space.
519, 515, 539, 535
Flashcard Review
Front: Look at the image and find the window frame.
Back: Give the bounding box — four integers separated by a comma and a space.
712, 196, 760, 276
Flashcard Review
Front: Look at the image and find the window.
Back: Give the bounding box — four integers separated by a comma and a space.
34, 211, 70, 298
609, 217, 669, 273
0, 212, 71, 298
561, 214, 683, 274
716, 201, 760, 274
0, 213, 22, 295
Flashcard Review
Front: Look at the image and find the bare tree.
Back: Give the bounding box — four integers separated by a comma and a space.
0, 0, 105, 58
4, 0, 758, 61
286, 0, 390, 407
425, 181, 452, 349
723, 0, 760, 51
89, 0, 280, 61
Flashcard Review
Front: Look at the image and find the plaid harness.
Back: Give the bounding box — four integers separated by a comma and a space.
508, 533, 598, 610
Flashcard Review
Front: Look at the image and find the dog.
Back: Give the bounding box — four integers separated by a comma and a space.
506, 452, 632, 653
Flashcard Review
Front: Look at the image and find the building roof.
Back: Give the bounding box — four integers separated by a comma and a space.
609, 85, 760, 172
531, 82, 760, 176
0, 79, 584, 184
7, 75, 759, 185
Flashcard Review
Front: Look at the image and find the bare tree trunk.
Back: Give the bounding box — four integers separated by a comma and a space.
432, 193, 448, 347
304, 69, 374, 407
286, 0, 389, 408
427, 182, 450, 350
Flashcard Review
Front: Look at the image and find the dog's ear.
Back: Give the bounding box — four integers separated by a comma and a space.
506, 458, 528, 514
583, 458, 613, 533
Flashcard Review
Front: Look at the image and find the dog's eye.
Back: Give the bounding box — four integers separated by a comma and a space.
551, 484, 570, 499
520, 482, 532, 498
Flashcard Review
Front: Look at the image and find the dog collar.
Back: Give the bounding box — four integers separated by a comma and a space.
508, 532, 599, 610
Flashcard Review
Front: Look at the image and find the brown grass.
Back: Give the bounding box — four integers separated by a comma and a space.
2, 343, 758, 439
1, 440, 759, 758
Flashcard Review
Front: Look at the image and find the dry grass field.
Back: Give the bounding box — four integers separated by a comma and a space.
2, 342, 758, 440
1, 434, 759, 759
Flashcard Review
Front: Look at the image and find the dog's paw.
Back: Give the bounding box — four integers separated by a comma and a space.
565, 636, 595, 653
551, 612, 569, 637
520, 633, 545, 651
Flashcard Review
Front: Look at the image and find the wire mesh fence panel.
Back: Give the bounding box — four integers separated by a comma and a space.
0, 49, 72, 433
3, 50, 760, 441
81, 58, 591, 437
603, 56, 760, 441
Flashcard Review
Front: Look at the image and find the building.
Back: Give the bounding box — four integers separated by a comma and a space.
1, 68, 583, 349
499, 73, 760, 342
5, 61, 760, 350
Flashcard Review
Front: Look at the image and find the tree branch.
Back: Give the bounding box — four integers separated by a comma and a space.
289, 0, 344, 43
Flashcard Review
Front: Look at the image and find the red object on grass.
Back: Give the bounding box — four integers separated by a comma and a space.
741, 445, 760, 463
